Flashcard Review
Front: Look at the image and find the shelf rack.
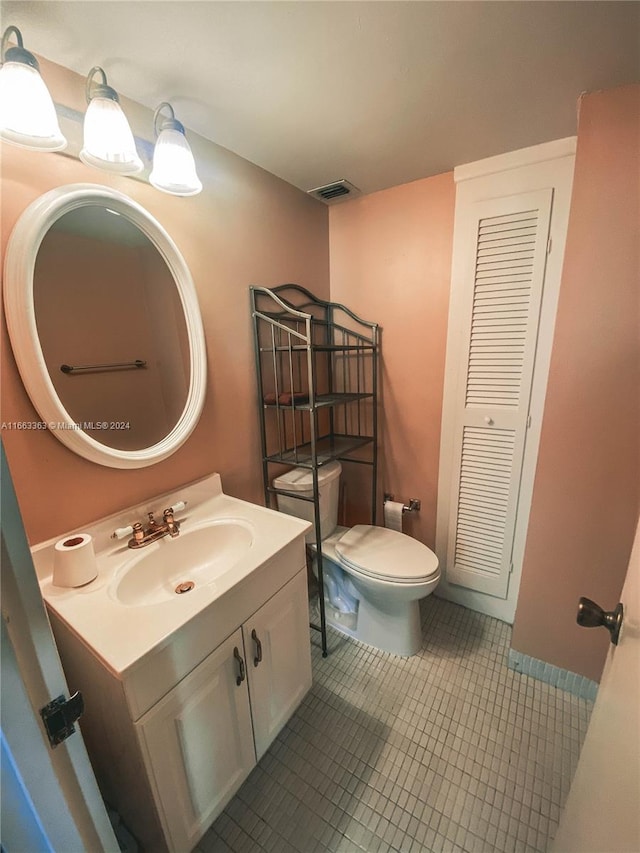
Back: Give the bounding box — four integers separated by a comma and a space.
250, 284, 379, 656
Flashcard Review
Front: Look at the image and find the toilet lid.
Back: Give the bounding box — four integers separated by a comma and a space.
335, 525, 439, 583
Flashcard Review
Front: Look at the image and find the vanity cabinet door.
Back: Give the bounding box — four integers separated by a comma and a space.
136, 628, 256, 853
244, 569, 313, 760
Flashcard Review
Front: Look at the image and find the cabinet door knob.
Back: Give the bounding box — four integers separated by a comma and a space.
251, 629, 263, 667
576, 597, 624, 646
233, 646, 246, 685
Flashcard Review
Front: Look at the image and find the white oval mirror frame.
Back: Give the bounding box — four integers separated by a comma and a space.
3, 184, 207, 468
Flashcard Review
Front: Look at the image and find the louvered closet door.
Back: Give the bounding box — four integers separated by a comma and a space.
446, 189, 553, 598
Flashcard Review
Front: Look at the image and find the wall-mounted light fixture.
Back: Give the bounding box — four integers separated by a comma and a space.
80, 66, 142, 174
0, 25, 67, 151
1, 27, 202, 195
149, 102, 202, 196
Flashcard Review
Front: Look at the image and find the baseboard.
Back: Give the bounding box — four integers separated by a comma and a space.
507, 649, 598, 701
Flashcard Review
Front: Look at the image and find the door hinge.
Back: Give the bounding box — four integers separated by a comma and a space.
40, 691, 84, 748
547, 236, 553, 255
509, 560, 514, 574
527, 415, 532, 428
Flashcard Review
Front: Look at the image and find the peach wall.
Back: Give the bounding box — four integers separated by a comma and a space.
511, 85, 640, 682
329, 174, 455, 546
3, 54, 636, 685
1, 56, 329, 544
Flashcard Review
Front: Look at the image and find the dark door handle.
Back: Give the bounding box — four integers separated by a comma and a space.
233, 646, 246, 685
251, 629, 263, 667
576, 597, 623, 646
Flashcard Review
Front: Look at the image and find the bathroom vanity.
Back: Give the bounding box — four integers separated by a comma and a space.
32, 474, 313, 852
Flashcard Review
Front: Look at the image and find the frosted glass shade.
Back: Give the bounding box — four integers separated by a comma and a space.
80, 96, 143, 174
0, 60, 66, 150
150, 127, 202, 196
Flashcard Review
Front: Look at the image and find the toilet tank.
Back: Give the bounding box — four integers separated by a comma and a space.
273, 461, 342, 544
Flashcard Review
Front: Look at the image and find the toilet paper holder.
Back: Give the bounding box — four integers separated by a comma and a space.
384, 493, 421, 513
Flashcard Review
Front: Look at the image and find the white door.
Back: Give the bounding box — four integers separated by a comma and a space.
244, 570, 313, 760
137, 628, 256, 853
0, 445, 118, 852
445, 189, 553, 599
552, 517, 640, 852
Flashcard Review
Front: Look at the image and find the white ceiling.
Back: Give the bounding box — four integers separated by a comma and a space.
2, 1, 639, 196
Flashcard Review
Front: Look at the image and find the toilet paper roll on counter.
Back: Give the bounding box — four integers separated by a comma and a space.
383, 500, 404, 532
52, 533, 98, 588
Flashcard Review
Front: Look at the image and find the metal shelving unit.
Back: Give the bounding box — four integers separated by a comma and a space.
250, 284, 379, 656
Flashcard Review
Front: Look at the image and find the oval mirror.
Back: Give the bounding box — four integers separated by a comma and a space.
3, 184, 207, 468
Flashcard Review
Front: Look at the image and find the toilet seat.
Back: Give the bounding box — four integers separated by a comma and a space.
335, 525, 439, 584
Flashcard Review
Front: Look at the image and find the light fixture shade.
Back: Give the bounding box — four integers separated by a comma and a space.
150, 126, 202, 196
0, 59, 66, 151
80, 95, 143, 174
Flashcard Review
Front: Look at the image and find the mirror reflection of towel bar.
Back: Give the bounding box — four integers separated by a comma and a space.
60, 359, 147, 374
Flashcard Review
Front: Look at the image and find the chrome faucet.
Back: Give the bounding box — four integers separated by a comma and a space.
111, 501, 187, 549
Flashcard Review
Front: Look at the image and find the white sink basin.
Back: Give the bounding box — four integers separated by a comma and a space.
111, 519, 254, 607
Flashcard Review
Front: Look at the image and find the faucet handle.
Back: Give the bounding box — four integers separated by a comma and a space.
163, 502, 184, 538
112, 524, 135, 540
162, 501, 187, 519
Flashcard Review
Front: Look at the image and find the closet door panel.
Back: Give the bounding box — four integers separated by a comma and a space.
446, 189, 553, 598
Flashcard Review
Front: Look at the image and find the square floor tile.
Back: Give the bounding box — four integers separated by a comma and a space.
201, 598, 591, 853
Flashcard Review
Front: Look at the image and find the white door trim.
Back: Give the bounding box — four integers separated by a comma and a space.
454, 137, 577, 183
436, 140, 577, 623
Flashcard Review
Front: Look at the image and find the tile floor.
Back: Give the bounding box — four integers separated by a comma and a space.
199, 596, 593, 853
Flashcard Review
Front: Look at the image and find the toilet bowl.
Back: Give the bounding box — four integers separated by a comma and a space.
273, 463, 440, 656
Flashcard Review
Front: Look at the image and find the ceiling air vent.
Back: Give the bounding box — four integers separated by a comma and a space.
307, 179, 361, 205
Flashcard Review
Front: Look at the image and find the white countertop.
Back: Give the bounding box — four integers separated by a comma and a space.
33, 473, 310, 678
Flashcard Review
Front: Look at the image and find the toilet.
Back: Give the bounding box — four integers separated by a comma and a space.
273, 461, 440, 656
